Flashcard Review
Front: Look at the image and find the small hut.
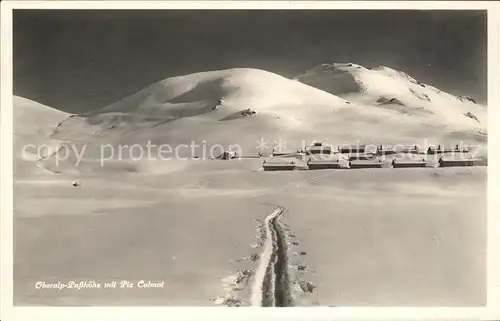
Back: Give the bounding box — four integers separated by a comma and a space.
429, 145, 465, 154
339, 145, 366, 154
348, 153, 377, 161
378, 144, 421, 155
427, 145, 445, 154
338, 144, 367, 154
438, 156, 476, 167
263, 160, 307, 171
376, 145, 397, 155
307, 156, 343, 170
348, 159, 384, 169
391, 158, 427, 168
306, 143, 333, 155
397, 144, 421, 154
454, 144, 469, 153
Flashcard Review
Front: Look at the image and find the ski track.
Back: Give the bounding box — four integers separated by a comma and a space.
251, 206, 291, 307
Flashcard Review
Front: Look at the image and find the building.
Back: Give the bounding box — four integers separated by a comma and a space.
438, 157, 476, 167
263, 160, 307, 171
338, 144, 367, 154
398, 144, 421, 154
454, 144, 469, 153
377, 145, 397, 155
306, 145, 333, 155
348, 153, 376, 161
391, 158, 427, 168
377, 144, 421, 155
427, 145, 443, 154
348, 159, 384, 169
428, 145, 466, 154
307, 159, 343, 170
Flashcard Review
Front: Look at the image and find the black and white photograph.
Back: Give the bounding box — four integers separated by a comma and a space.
1, 1, 499, 318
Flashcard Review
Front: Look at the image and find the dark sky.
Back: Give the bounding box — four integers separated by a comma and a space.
13, 10, 487, 113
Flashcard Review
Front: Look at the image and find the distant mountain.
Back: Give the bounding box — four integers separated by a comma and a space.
49, 68, 352, 151
15, 65, 487, 175
295, 63, 487, 132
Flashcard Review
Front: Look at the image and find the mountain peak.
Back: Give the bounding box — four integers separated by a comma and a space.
295, 62, 487, 130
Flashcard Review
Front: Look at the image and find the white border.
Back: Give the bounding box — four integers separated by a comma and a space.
1, 1, 499, 320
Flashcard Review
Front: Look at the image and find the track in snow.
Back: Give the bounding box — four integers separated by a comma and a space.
251, 206, 292, 307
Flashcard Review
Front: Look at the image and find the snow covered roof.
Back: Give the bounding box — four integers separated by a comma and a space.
392, 158, 427, 164
307, 158, 340, 164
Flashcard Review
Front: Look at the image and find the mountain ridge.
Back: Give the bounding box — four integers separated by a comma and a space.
295, 62, 487, 131
13, 64, 488, 175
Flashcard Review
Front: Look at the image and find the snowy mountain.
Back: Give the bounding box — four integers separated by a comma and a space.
295, 63, 487, 132
15, 65, 487, 175
49, 68, 355, 154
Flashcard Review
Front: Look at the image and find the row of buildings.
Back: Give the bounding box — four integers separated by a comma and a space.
287, 142, 471, 156
263, 142, 478, 171
263, 156, 478, 171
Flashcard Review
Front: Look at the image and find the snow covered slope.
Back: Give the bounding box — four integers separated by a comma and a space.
50, 68, 353, 155
13, 96, 71, 175
52, 68, 349, 142
14, 96, 69, 139
103, 68, 348, 116
295, 63, 487, 133
31, 66, 488, 174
